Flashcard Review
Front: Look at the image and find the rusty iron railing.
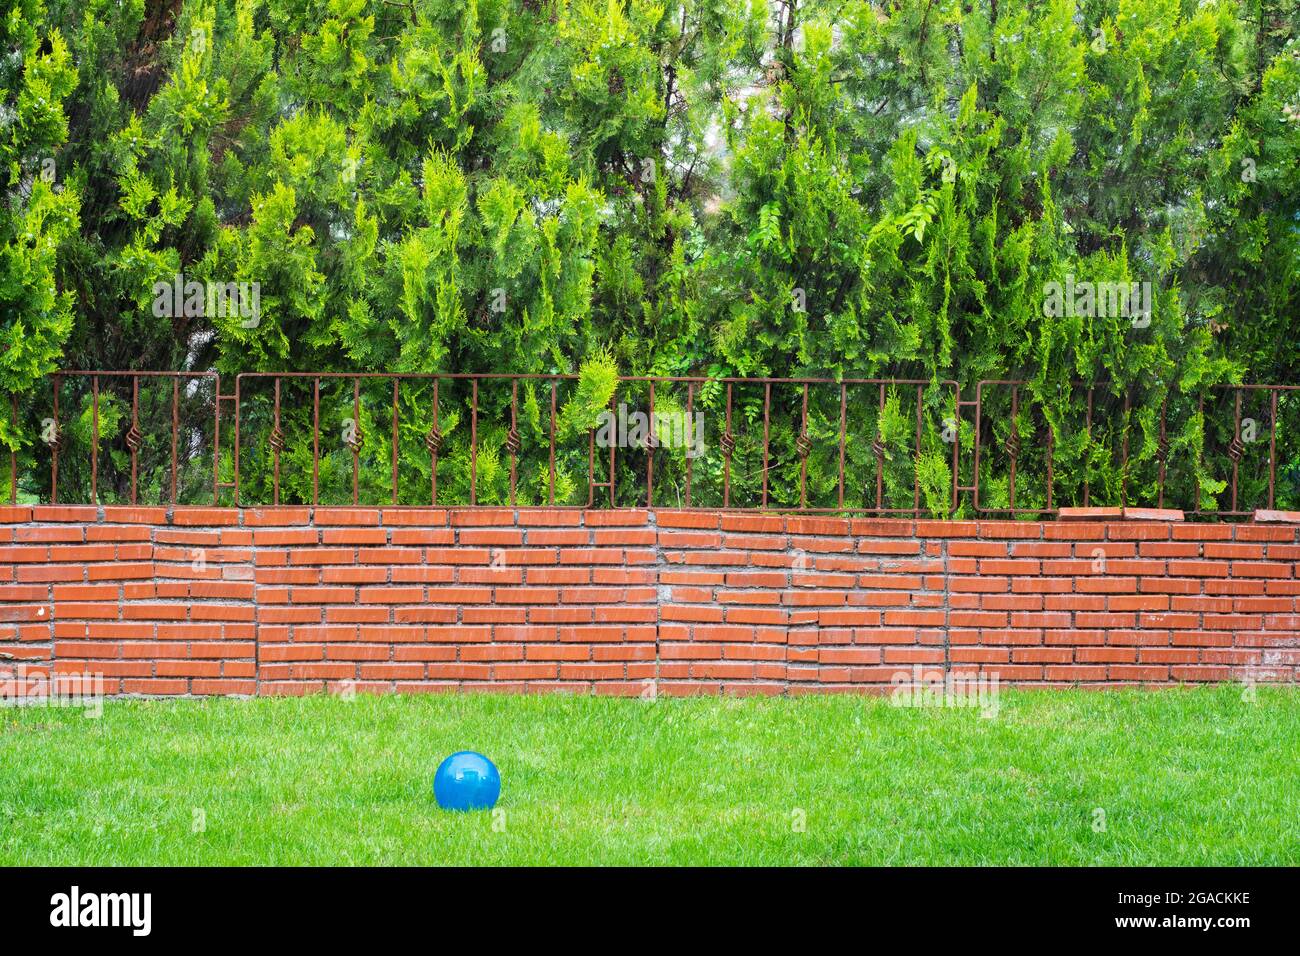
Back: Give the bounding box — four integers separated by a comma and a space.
230, 373, 959, 512
9, 371, 223, 506
5, 371, 1297, 517
968, 380, 1300, 518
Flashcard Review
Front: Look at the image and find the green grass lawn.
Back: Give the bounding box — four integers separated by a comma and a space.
1, 687, 1297, 865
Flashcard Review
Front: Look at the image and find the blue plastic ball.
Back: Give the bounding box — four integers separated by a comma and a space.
433, 751, 501, 812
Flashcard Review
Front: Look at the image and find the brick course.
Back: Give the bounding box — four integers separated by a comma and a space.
1, 506, 1296, 697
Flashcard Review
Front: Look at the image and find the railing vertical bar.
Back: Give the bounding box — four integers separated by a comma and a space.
1046, 416, 1054, 513
1120, 389, 1131, 508
273, 378, 282, 506
470, 379, 478, 506
1083, 388, 1094, 507
1008, 385, 1019, 513
549, 380, 557, 506
761, 383, 770, 509
8, 394, 15, 505
171, 378, 179, 505
312, 377, 320, 506
431, 380, 440, 506
91, 375, 99, 505
685, 383, 694, 508
798, 384, 809, 509
951, 384, 962, 514
1268, 389, 1278, 509
391, 378, 399, 507
130, 375, 139, 506
972, 384, 986, 513
509, 380, 518, 508
586, 410, 596, 508
723, 383, 733, 509
1231, 388, 1242, 513
607, 391, 617, 508
352, 378, 361, 507
913, 384, 922, 517
232, 374, 241, 506
211, 375, 220, 505
646, 381, 655, 508
875, 383, 885, 512
51, 376, 60, 505
1157, 397, 1168, 509
838, 384, 847, 511
1194, 394, 1203, 513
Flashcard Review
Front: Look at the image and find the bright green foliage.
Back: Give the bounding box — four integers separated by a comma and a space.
0, 0, 80, 451
2, 1, 1297, 512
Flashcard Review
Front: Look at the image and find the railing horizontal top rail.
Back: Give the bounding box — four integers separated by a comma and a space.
233, 372, 949, 385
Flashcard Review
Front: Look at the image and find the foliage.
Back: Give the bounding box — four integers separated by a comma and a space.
0, 0, 80, 451
2, 0, 1297, 512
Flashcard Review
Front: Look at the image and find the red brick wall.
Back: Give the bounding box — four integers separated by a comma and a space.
1, 506, 1296, 698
